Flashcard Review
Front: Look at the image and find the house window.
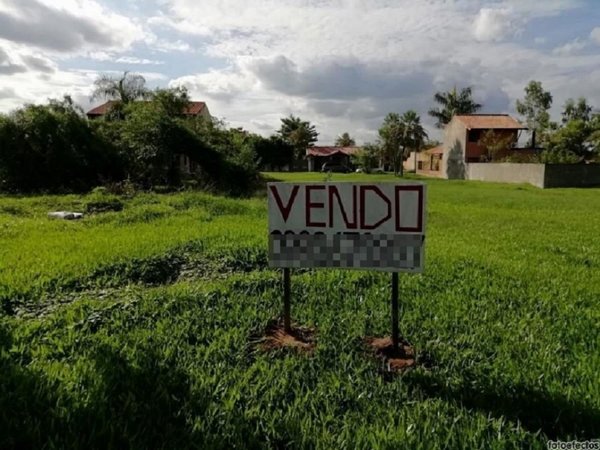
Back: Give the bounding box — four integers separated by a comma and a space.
468, 130, 482, 143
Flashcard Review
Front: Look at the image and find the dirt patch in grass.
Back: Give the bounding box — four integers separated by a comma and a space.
366, 336, 416, 372
252, 319, 316, 353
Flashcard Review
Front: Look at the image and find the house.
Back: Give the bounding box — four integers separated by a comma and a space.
306, 146, 361, 171
86, 100, 211, 175
406, 114, 533, 179
413, 145, 445, 178
86, 100, 211, 120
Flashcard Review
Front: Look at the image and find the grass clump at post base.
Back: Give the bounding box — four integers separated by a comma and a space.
0, 173, 599, 449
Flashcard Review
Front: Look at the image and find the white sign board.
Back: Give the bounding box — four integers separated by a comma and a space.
268, 182, 426, 272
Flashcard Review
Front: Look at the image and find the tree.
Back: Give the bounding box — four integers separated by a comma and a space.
400, 110, 428, 174
428, 86, 482, 128
378, 113, 406, 176
562, 97, 593, 124
277, 115, 318, 165
478, 130, 516, 161
249, 135, 294, 170
92, 71, 151, 105
516, 81, 553, 145
351, 143, 379, 173
0, 96, 123, 192
335, 132, 355, 147
378, 111, 428, 177
152, 86, 191, 117
544, 118, 599, 162
401, 110, 428, 153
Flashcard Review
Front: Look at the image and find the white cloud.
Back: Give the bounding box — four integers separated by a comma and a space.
591, 27, 600, 45
473, 8, 518, 42
160, 0, 589, 142
153, 39, 192, 53
0, 68, 99, 112
144, 31, 193, 53
115, 56, 165, 65
0, 0, 144, 54
552, 38, 587, 56
1, 0, 597, 144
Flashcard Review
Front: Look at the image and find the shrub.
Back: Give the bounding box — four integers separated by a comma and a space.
85, 188, 124, 213
540, 149, 581, 164
0, 97, 124, 193
85, 199, 124, 214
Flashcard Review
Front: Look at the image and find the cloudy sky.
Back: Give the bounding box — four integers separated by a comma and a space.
0, 0, 599, 143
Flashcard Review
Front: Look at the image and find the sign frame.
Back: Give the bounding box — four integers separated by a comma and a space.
268, 181, 426, 273
267, 181, 427, 353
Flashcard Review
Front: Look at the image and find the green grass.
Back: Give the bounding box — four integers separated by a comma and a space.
1, 175, 599, 449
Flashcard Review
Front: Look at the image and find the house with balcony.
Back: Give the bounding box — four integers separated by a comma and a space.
407, 114, 535, 179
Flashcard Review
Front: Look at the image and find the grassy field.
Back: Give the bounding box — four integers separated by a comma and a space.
1, 173, 599, 449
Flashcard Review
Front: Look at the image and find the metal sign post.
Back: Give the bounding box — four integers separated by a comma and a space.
391, 272, 399, 352
283, 268, 291, 333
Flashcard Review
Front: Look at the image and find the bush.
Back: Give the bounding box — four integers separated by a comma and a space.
85, 188, 124, 213
540, 149, 581, 164
0, 97, 124, 193
0, 93, 260, 196
104, 179, 137, 198
499, 153, 541, 163
351, 144, 379, 173
85, 199, 124, 214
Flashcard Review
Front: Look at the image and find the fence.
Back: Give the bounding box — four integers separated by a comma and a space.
466, 163, 600, 188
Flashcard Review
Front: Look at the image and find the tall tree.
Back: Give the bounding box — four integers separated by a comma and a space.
428, 86, 482, 128
401, 110, 428, 175
248, 134, 294, 170
335, 132, 355, 147
378, 113, 406, 176
515, 80, 553, 144
277, 115, 318, 165
562, 97, 593, 124
92, 71, 151, 104
545, 112, 600, 162
401, 110, 428, 152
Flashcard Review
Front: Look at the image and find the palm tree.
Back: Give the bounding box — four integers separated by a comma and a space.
91, 71, 151, 104
277, 115, 319, 166
401, 110, 428, 175
378, 113, 406, 176
335, 132, 355, 147
428, 86, 482, 128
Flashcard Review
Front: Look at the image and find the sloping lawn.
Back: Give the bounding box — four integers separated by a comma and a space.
1, 176, 599, 449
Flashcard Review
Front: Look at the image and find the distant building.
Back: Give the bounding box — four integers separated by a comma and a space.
407, 145, 445, 178
306, 146, 361, 171
86, 100, 211, 120
406, 114, 534, 179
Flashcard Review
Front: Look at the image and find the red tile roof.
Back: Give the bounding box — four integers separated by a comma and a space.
86, 100, 119, 116
183, 101, 206, 115
454, 114, 526, 130
86, 100, 207, 116
306, 146, 361, 157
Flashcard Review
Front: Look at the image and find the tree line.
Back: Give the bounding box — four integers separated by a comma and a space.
1, 72, 599, 194
343, 82, 600, 173
0, 73, 304, 194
